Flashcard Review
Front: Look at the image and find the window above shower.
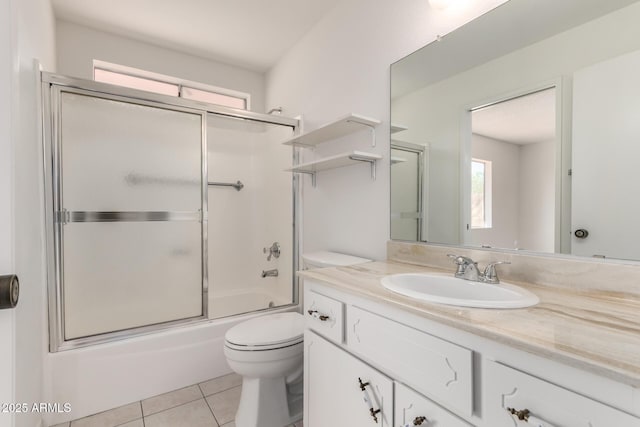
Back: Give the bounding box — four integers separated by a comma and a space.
93, 60, 250, 110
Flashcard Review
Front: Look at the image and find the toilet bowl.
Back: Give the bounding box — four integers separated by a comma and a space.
225, 252, 370, 427
224, 312, 305, 427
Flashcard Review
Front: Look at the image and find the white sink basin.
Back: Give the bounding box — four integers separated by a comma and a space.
381, 273, 539, 309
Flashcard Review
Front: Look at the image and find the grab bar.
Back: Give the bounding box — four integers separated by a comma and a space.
208, 180, 244, 191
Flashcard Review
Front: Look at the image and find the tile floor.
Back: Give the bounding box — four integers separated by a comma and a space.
51, 373, 303, 427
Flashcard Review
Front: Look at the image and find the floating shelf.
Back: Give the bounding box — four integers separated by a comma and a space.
390, 123, 409, 134
390, 156, 408, 165
286, 150, 382, 187
282, 114, 381, 148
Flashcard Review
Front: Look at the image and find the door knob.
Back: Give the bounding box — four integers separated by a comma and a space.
574, 229, 589, 239
0, 275, 19, 309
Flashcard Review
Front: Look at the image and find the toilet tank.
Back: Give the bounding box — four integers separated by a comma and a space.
301, 251, 371, 269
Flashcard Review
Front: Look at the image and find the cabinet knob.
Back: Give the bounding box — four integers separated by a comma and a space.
413, 415, 428, 425
507, 407, 530, 421
307, 309, 330, 321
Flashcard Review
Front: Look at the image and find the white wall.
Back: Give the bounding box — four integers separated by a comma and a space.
11, 0, 57, 426
518, 140, 555, 252
56, 20, 267, 113
266, 0, 508, 261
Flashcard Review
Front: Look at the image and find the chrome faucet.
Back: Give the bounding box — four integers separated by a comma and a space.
261, 268, 279, 278
447, 254, 510, 284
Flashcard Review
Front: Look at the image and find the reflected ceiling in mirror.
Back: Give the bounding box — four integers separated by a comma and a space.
390, 0, 640, 261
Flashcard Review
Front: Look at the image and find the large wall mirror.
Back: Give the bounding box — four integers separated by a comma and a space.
390, 0, 640, 261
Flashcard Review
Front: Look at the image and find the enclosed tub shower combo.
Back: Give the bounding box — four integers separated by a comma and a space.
41, 73, 300, 422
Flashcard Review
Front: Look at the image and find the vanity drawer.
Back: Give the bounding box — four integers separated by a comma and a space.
395, 382, 473, 427
304, 290, 344, 344
484, 360, 640, 427
346, 305, 473, 417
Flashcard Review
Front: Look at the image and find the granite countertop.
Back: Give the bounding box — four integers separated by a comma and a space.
299, 260, 640, 388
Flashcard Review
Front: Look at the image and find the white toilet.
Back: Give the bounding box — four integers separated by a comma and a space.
224, 251, 370, 427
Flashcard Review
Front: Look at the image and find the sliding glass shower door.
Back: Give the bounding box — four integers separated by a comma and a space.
44, 74, 300, 352
46, 85, 208, 349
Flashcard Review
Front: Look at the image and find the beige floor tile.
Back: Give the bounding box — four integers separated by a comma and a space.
199, 374, 242, 397
220, 423, 235, 427
144, 399, 218, 427
70, 402, 141, 427
142, 385, 203, 416
51, 423, 70, 427
115, 420, 143, 427
205, 386, 241, 426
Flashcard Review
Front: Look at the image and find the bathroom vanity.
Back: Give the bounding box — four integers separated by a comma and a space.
300, 255, 640, 427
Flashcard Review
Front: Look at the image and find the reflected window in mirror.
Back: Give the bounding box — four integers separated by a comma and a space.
470, 159, 491, 230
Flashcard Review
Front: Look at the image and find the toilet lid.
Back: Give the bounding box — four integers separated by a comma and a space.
225, 312, 304, 348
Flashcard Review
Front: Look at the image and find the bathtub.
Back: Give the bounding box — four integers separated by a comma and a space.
43, 303, 297, 426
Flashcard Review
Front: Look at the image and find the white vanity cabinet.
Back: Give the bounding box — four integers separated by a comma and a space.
304, 329, 394, 426
303, 279, 640, 427
484, 361, 640, 427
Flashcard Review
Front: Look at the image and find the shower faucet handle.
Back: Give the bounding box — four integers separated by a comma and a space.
263, 242, 281, 261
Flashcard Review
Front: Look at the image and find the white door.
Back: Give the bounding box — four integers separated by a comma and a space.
304, 330, 393, 427
572, 49, 640, 260
0, 0, 15, 424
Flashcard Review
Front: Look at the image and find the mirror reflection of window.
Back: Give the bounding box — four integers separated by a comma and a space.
471, 159, 491, 229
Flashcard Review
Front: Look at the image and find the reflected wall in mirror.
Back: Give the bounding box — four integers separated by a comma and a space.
390, 0, 640, 261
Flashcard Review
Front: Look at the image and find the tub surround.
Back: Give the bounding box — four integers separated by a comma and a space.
298, 245, 640, 388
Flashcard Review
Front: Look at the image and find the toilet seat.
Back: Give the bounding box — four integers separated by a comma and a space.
225, 312, 304, 351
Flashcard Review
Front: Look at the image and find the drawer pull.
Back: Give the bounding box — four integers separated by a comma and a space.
358, 377, 370, 391
358, 377, 382, 423
507, 408, 556, 427
507, 408, 530, 421
413, 415, 428, 425
307, 309, 330, 321
369, 407, 381, 423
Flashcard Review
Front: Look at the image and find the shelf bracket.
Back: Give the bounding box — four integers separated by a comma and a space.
349, 155, 378, 181
296, 170, 317, 187
346, 120, 377, 147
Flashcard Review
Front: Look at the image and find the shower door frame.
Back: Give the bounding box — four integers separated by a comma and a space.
42, 73, 300, 352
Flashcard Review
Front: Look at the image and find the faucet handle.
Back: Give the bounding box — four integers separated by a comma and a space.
447, 254, 475, 265
447, 254, 476, 278
483, 261, 511, 284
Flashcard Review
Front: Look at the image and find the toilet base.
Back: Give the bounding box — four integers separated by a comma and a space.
235, 376, 303, 427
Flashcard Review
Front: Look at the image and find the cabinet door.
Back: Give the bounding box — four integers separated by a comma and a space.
304, 330, 393, 427
395, 383, 473, 427
484, 361, 640, 427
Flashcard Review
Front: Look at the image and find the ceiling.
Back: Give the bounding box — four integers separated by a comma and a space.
51, 0, 343, 72
472, 87, 556, 145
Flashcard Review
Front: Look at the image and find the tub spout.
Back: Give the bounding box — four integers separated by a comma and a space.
261, 269, 279, 278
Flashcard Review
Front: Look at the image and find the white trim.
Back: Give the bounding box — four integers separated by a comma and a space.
92, 59, 252, 110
